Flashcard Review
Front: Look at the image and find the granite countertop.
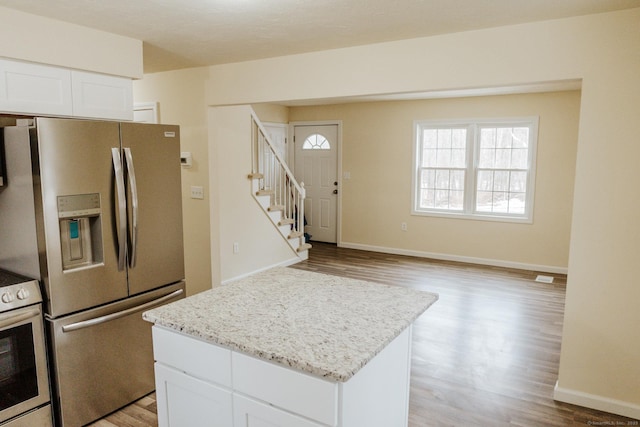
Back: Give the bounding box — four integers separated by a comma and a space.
143, 267, 438, 382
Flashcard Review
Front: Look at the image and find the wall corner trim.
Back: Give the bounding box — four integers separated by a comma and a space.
553, 381, 640, 420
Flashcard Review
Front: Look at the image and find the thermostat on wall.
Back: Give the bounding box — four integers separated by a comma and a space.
180, 152, 192, 168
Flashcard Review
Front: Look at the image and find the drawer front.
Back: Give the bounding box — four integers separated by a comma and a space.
232, 352, 338, 426
152, 326, 232, 387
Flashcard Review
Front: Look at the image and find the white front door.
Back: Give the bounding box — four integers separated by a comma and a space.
294, 124, 338, 243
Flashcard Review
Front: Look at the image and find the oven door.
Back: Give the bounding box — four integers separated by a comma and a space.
0, 304, 50, 424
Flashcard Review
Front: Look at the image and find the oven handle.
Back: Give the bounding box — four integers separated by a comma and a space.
0, 308, 40, 329
61, 289, 184, 333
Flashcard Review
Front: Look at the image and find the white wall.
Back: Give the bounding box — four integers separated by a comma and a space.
0, 6, 142, 78
208, 105, 302, 284
204, 9, 640, 419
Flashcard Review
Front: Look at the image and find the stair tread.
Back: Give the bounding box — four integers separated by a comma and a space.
268, 205, 285, 212
248, 173, 264, 179
279, 218, 295, 226
297, 243, 312, 252
256, 189, 274, 196
288, 231, 303, 239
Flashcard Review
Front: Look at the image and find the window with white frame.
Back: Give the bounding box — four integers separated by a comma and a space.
413, 117, 538, 222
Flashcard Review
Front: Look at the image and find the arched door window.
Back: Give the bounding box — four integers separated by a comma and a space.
302, 134, 331, 150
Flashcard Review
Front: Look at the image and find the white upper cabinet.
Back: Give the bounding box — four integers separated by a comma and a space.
0, 58, 73, 116
0, 58, 133, 120
71, 70, 133, 121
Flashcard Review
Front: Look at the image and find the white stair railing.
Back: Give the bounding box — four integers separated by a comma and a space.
249, 111, 307, 246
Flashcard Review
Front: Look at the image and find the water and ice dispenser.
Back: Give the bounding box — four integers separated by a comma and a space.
57, 193, 103, 270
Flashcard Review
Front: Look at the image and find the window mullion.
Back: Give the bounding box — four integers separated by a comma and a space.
465, 124, 477, 214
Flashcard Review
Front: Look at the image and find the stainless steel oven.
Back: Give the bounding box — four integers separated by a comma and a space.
0, 269, 51, 427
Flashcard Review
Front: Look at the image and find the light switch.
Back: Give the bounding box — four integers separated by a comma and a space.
190, 186, 204, 199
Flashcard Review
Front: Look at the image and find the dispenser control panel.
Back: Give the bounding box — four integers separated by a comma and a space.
57, 193, 101, 219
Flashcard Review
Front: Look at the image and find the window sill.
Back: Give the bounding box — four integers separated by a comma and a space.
411, 209, 533, 224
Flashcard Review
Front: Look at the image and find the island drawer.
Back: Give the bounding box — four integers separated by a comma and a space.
232, 352, 338, 426
152, 326, 232, 387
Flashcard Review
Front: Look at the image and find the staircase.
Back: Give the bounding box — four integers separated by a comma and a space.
248, 110, 311, 259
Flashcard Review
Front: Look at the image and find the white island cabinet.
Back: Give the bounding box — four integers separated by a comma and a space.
153, 325, 412, 427
144, 267, 438, 427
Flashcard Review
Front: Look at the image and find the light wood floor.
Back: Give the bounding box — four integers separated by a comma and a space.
91, 242, 639, 426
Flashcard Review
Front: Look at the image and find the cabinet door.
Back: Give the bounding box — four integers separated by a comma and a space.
0, 59, 72, 116
71, 70, 133, 120
155, 363, 233, 427
233, 394, 326, 427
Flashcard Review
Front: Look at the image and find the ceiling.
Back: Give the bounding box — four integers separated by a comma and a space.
1, 0, 639, 74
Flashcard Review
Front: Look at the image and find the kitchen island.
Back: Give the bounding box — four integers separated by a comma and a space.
143, 267, 438, 427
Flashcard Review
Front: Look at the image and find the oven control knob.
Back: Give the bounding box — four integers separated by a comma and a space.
17, 288, 30, 300
1, 292, 14, 303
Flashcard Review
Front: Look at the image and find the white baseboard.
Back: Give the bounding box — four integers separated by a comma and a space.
338, 241, 568, 275
554, 381, 640, 420
221, 256, 302, 285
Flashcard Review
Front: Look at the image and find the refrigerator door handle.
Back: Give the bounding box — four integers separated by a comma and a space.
61, 288, 184, 333
124, 147, 139, 268
111, 147, 127, 271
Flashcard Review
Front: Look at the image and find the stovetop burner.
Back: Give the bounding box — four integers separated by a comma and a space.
0, 268, 42, 312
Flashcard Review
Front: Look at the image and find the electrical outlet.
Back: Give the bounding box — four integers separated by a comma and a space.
190, 186, 204, 199
233, 242, 240, 254
401, 222, 408, 231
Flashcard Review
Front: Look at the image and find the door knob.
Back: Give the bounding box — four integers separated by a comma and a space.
333, 189, 338, 194
334, 181, 338, 186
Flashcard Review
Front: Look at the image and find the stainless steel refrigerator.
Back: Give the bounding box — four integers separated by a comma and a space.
0, 117, 186, 427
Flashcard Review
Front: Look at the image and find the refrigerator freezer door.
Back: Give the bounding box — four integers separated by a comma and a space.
33, 118, 127, 317
47, 281, 185, 427
120, 122, 185, 296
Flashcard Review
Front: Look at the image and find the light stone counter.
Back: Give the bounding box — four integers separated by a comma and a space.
143, 267, 438, 382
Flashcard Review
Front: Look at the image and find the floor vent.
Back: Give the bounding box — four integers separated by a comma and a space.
535, 275, 554, 284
